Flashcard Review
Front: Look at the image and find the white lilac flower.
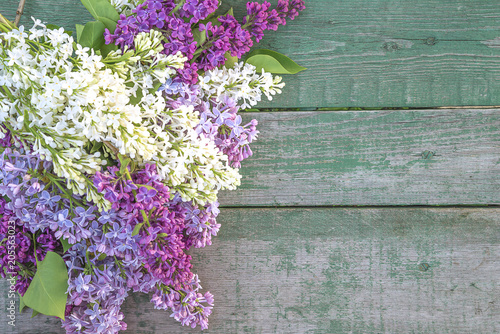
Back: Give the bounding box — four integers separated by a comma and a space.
199, 62, 286, 109
109, 0, 143, 14
0, 23, 239, 206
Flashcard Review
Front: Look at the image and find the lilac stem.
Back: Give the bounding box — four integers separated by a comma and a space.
14, 0, 27, 27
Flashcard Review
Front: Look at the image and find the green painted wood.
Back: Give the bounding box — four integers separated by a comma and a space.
3, 0, 500, 108
1, 0, 93, 32
218, 109, 500, 207
4, 208, 500, 333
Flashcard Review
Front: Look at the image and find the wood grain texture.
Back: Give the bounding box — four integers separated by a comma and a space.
218, 109, 500, 206
3, 0, 500, 108
4, 208, 500, 333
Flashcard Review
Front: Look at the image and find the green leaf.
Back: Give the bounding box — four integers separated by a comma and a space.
79, 0, 119, 40
79, 21, 106, 50
46, 24, 60, 30
151, 81, 163, 95
224, 51, 238, 69
19, 294, 26, 312
129, 88, 144, 105
118, 154, 131, 176
60, 238, 71, 253
100, 42, 119, 57
75, 24, 84, 43
90, 141, 103, 154
132, 223, 143, 236
245, 49, 306, 74
225, 7, 234, 17
119, 159, 131, 175
31, 309, 40, 318
24, 86, 33, 96
81, 0, 120, 23
98, 16, 118, 33
192, 28, 206, 47
22, 252, 69, 320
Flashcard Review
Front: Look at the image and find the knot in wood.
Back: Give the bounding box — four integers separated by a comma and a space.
425, 37, 437, 45
382, 41, 401, 52
421, 150, 435, 159
418, 263, 430, 271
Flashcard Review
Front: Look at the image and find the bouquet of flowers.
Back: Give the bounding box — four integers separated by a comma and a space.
0, 0, 305, 332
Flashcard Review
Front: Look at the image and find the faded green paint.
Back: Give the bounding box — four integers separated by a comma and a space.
1, 0, 93, 33
219, 109, 500, 206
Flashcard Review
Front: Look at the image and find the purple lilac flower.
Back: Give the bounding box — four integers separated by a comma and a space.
192, 96, 259, 168
91, 161, 217, 328
105, 0, 196, 59
178, 0, 218, 24
63, 243, 133, 332
0, 197, 60, 295
243, 0, 306, 42
105, 0, 305, 83
0, 126, 13, 147
150, 275, 214, 330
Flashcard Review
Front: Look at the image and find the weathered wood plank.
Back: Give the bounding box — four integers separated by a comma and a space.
5, 208, 500, 333
1, 0, 92, 33
218, 109, 500, 206
225, 0, 500, 109
4, 0, 500, 108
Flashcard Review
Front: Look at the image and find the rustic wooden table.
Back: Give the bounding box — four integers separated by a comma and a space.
1, 0, 500, 333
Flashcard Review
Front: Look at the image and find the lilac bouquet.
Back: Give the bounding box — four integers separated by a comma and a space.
0, 0, 305, 332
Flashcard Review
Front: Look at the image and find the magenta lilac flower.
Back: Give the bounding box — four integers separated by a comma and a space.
105, 0, 305, 81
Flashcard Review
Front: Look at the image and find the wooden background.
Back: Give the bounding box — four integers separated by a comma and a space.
1, 0, 500, 333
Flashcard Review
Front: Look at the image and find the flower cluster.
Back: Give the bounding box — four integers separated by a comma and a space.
60, 163, 217, 331
244, 0, 306, 42
105, 0, 305, 82
200, 61, 286, 109
0, 0, 304, 332
0, 150, 66, 294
